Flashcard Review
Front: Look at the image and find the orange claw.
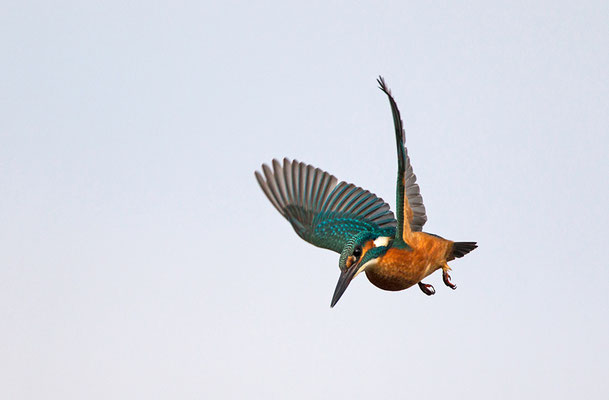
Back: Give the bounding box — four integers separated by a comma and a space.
443, 271, 457, 290
418, 282, 436, 296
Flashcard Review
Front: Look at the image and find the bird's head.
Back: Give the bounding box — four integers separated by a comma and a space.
331, 232, 392, 307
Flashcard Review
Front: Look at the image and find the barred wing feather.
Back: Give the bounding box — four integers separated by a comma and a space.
255, 158, 396, 253
377, 77, 428, 239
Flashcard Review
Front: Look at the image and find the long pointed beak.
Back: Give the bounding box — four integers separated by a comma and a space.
330, 267, 358, 308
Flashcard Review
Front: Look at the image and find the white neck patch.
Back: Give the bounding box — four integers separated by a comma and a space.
373, 236, 391, 248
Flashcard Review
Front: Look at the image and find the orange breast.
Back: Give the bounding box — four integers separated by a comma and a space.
365, 233, 452, 291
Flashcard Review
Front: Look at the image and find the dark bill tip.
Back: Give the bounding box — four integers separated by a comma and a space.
330, 268, 356, 308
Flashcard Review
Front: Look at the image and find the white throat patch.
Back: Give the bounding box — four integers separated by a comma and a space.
353, 258, 378, 279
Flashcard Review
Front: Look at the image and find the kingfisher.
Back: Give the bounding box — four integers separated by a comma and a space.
255, 77, 477, 307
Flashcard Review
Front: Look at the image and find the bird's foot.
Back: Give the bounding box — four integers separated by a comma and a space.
442, 270, 457, 290
418, 282, 436, 296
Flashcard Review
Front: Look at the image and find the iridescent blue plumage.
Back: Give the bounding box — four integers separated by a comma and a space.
376, 76, 427, 241
255, 158, 396, 253
255, 77, 477, 307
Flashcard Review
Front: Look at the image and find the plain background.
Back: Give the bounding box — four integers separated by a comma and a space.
2, 1, 608, 399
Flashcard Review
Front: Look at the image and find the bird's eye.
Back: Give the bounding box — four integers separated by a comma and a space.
353, 246, 362, 259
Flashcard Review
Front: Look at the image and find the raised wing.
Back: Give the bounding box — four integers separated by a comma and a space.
377, 77, 427, 241
255, 158, 396, 253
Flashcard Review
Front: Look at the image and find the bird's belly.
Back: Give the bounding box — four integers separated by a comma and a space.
365, 247, 441, 291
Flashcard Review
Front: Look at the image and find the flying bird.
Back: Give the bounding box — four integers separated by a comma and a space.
255, 77, 477, 307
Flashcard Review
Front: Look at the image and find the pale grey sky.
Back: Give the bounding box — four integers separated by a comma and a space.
2, 1, 608, 399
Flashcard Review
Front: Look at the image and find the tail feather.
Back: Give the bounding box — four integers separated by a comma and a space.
451, 242, 477, 259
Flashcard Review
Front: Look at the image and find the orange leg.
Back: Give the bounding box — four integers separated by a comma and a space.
442, 264, 457, 290
418, 282, 435, 296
